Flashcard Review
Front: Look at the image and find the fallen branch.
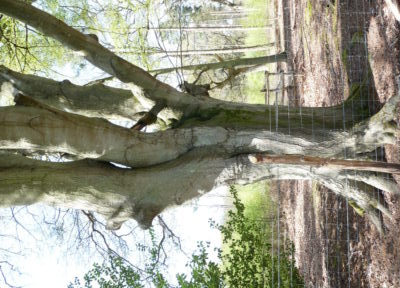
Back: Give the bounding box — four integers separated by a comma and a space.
249, 154, 400, 174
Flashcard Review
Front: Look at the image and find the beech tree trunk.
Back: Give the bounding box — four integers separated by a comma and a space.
0, 103, 395, 167
0, 0, 398, 233
1, 149, 396, 232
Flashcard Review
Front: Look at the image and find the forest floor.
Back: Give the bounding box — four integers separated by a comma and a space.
274, 0, 400, 287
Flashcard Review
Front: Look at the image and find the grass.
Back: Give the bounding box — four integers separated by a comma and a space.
241, 0, 272, 46
240, 0, 275, 104
245, 72, 267, 104
236, 181, 274, 220
220, 181, 275, 256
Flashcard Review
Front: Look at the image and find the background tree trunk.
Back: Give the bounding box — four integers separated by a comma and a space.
118, 44, 275, 56
142, 25, 272, 32
150, 52, 287, 75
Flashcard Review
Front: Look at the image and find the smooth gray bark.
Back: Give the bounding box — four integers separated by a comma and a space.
0, 63, 369, 133
0, 151, 394, 232
0, 101, 396, 167
0, 65, 143, 121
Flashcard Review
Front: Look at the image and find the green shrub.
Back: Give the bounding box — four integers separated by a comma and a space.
69, 187, 303, 288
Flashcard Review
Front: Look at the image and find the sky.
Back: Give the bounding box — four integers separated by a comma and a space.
0, 187, 229, 287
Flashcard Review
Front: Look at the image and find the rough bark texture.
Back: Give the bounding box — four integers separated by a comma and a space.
0, 150, 279, 229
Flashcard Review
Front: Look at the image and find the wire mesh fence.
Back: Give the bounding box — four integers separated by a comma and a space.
183, 0, 399, 287
235, 0, 400, 287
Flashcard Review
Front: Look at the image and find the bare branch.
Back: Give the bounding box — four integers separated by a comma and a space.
0, 263, 20, 288
157, 216, 183, 251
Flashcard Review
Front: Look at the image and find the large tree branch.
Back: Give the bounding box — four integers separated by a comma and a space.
0, 65, 144, 121
0, 150, 256, 229
0, 98, 397, 167
0, 105, 205, 167
0, 64, 376, 133
0, 0, 201, 111
0, 151, 394, 231
345, 172, 399, 194
0, 62, 369, 132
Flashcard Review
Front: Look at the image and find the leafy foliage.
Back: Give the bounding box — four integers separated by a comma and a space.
215, 187, 303, 287
0, 0, 93, 73
0, 0, 156, 75
69, 187, 303, 287
68, 255, 143, 288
